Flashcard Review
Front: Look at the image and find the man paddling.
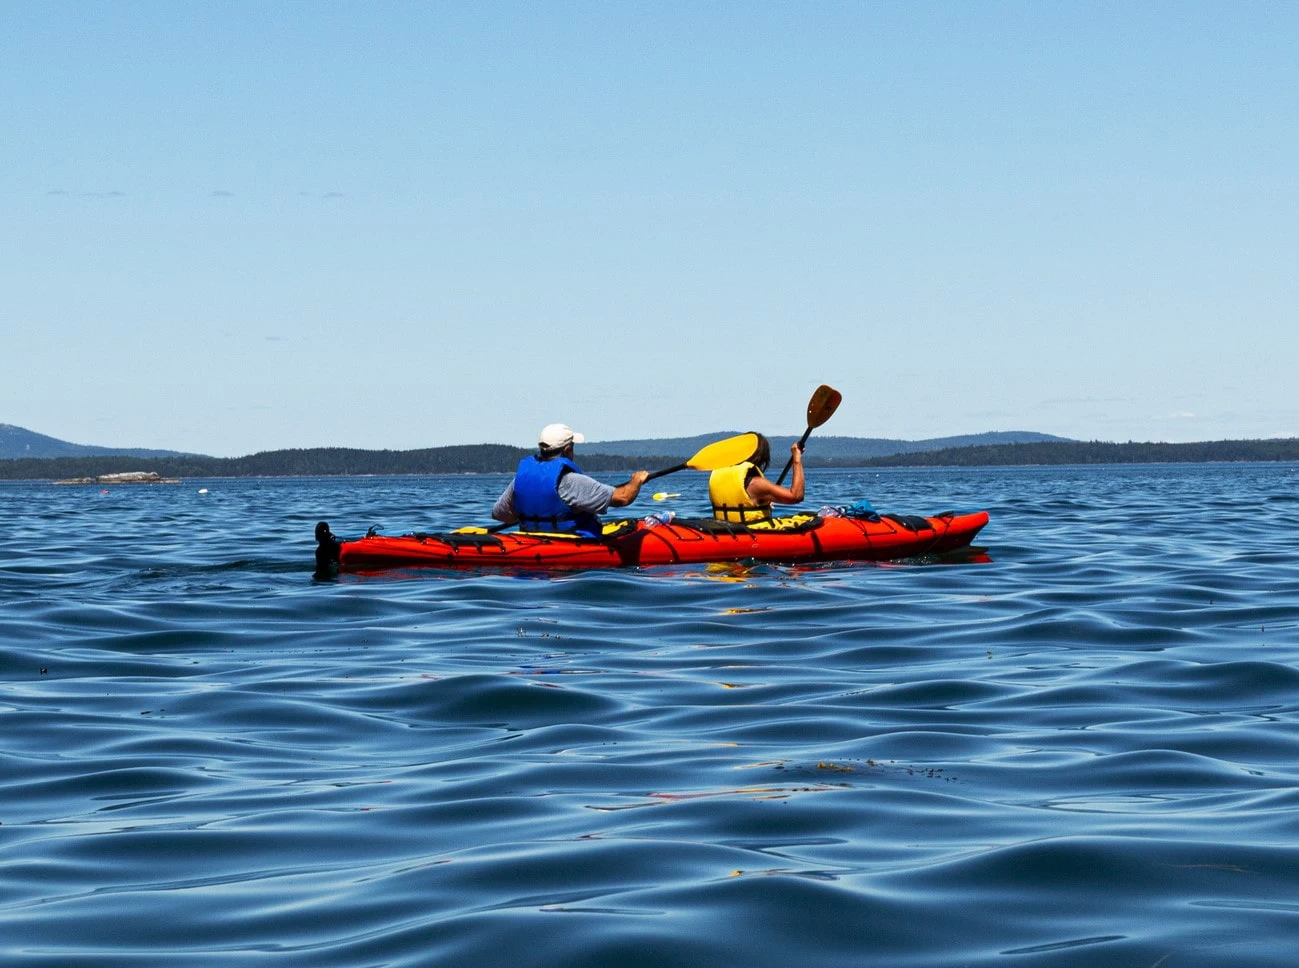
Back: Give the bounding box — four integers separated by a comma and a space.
492, 423, 650, 537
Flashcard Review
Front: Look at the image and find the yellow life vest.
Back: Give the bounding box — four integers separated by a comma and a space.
708, 462, 773, 524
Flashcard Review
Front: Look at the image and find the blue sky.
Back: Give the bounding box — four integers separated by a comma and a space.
4, 1, 1296, 456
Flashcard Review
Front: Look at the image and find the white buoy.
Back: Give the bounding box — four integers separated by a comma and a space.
198, 488, 209, 494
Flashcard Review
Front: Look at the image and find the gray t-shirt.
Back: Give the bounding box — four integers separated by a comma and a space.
492, 470, 616, 524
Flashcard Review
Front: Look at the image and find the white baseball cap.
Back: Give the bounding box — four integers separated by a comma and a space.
539, 423, 585, 450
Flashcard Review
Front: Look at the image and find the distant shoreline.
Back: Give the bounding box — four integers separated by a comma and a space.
3, 438, 1298, 481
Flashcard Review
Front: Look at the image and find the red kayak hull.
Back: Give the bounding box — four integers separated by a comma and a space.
334, 510, 989, 572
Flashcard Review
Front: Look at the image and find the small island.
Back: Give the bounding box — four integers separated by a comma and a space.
53, 471, 180, 486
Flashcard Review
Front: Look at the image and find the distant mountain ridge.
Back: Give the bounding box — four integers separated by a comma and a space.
586, 430, 1075, 459
0, 423, 194, 460
4, 424, 1297, 479
2, 424, 1071, 463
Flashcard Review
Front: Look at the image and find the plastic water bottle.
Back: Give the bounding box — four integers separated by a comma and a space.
816, 505, 843, 518
642, 510, 675, 528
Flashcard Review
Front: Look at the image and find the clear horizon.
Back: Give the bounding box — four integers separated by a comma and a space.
5, 3, 1296, 458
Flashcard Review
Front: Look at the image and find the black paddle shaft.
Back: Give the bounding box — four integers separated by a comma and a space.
775, 385, 842, 486
775, 429, 812, 486
641, 462, 687, 484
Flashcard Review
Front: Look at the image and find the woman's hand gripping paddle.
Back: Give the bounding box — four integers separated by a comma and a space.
775, 385, 842, 486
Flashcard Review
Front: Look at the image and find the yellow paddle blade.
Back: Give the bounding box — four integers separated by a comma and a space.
652, 492, 680, 501
686, 433, 759, 472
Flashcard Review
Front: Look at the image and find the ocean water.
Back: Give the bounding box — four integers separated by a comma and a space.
2, 464, 1298, 967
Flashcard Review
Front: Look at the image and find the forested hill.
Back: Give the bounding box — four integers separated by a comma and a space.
0, 445, 680, 481
588, 430, 1072, 458
3, 424, 1068, 463
4, 438, 1298, 481
859, 439, 1299, 466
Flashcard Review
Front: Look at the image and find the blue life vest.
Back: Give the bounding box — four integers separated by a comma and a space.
512, 454, 602, 537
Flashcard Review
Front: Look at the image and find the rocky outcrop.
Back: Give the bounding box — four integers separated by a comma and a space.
53, 471, 180, 485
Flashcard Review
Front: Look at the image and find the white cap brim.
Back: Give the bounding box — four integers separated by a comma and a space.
538, 423, 584, 449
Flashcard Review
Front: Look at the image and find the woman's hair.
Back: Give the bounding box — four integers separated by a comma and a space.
748, 433, 771, 472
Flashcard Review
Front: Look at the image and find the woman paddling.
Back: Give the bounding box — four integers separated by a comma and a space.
707, 433, 804, 525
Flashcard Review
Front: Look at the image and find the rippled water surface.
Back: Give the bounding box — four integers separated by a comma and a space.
3, 465, 1298, 967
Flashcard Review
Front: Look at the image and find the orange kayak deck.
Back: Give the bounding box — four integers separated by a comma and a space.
323, 510, 990, 573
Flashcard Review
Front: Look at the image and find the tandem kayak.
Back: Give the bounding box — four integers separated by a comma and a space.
315, 509, 989, 574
